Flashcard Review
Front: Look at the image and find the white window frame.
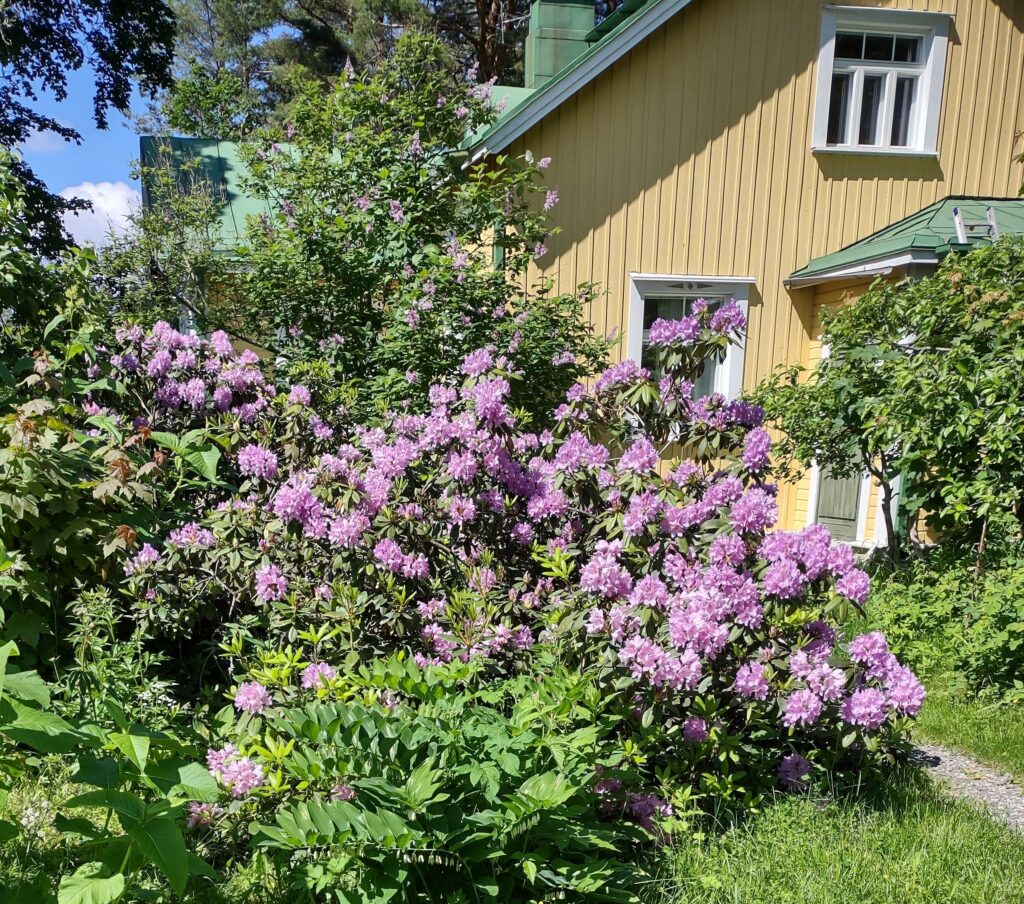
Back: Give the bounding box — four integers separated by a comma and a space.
626, 273, 753, 400
812, 6, 950, 156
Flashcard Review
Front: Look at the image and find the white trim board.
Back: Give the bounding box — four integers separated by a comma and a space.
471, 0, 696, 155
786, 251, 939, 287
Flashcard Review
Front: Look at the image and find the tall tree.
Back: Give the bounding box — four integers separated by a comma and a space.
0, 0, 176, 253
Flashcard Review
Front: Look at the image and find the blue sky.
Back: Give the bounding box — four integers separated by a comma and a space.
18, 66, 149, 246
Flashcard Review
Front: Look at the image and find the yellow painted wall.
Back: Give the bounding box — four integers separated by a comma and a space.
510, 0, 1024, 531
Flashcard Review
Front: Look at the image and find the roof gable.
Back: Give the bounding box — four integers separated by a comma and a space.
139, 136, 273, 246
469, 0, 694, 156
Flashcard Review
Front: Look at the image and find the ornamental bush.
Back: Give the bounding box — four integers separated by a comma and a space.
92, 296, 925, 891
865, 523, 1024, 703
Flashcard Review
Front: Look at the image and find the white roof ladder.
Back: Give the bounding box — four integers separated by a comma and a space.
952, 205, 1000, 244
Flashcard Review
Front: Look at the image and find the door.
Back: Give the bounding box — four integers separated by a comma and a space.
816, 468, 862, 542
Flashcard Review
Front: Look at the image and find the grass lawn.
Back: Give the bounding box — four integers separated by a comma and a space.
663, 767, 1024, 904
912, 679, 1024, 780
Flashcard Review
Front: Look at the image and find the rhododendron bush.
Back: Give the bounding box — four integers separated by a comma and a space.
101, 297, 924, 830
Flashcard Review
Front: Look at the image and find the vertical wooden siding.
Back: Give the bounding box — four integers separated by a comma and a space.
511, 0, 1024, 529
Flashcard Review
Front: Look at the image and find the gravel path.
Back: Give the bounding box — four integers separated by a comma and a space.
912, 742, 1024, 832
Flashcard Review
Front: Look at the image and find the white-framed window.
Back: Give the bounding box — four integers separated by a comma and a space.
626, 273, 752, 399
812, 7, 950, 155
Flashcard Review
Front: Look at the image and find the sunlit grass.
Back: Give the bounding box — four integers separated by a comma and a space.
661, 767, 1024, 904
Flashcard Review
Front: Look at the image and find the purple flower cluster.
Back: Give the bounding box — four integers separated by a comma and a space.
207, 745, 264, 798
109, 323, 275, 427
647, 316, 700, 347
255, 564, 288, 602
238, 444, 278, 480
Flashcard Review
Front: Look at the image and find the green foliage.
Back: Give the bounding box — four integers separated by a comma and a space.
756, 238, 1024, 551
232, 33, 607, 418
161, 63, 266, 139
211, 655, 653, 901
99, 144, 234, 331
864, 525, 1024, 703
105, 34, 610, 422
0, 640, 215, 901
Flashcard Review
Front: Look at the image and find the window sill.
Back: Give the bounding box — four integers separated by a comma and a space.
812, 145, 938, 158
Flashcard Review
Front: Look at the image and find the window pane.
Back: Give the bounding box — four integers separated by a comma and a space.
641, 296, 725, 394
858, 74, 885, 145
693, 360, 716, 399
835, 32, 864, 59
891, 76, 916, 146
893, 36, 921, 63
827, 73, 852, 144
864, 33, 894, 61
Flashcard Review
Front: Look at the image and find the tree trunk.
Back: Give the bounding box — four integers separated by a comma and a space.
879, 480, 899, 563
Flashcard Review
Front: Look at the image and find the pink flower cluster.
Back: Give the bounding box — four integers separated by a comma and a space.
108, 323, 276, 427
207, 745, 264, 798
234, 681, 272, 714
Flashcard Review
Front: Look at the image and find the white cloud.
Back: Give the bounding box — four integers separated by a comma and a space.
19, 129, 68, 154
59, 181, 141, 248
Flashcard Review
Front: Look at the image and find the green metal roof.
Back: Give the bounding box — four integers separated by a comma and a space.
789, 196, 1024, 284
139, 136, 274, 247
465, 86, 537, 147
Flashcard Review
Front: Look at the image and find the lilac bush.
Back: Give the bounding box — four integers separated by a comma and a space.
120, 297, 923, 815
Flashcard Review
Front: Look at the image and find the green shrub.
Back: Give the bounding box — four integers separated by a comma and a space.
865, 531, 1024, 702
204, 656, 654, 901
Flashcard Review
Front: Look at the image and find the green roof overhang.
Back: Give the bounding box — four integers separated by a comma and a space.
787, 196, 1024, 287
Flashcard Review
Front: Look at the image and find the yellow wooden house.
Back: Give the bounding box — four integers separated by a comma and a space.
469, 0, 1024, 545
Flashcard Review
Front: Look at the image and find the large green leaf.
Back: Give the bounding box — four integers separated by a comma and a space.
3, 670, 50, 706
0, 640, 17, 703
109, 730, 150, 774
126, 816, 188, 896
65, 789, 146, 823
183, 444, 221, 481
56, 863, 125, 904
0, 699, 83, 753
148, 760, 221, 802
